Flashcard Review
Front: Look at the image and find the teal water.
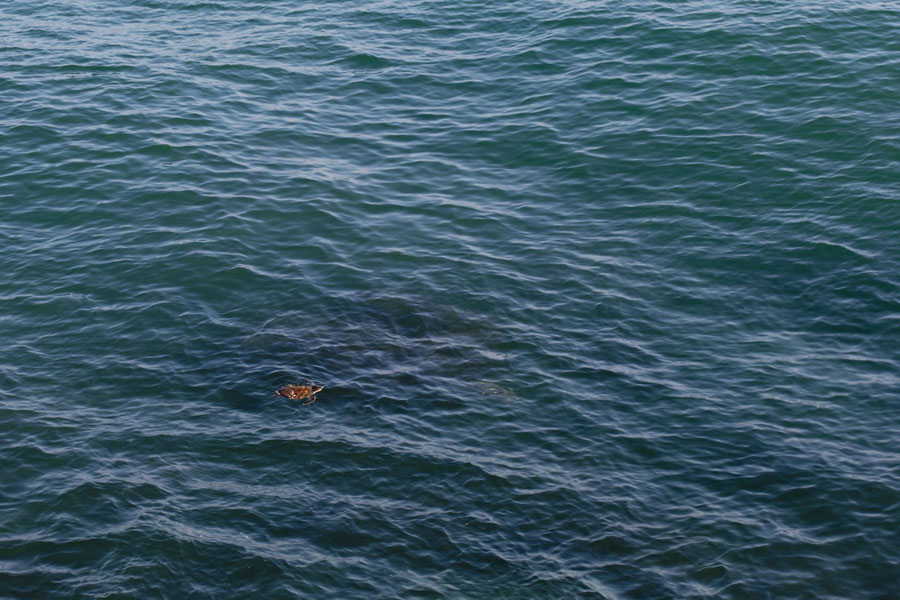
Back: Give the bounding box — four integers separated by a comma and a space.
1, 1, 898, 598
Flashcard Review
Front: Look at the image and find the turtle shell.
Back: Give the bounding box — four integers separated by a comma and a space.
273, 383, 323, 403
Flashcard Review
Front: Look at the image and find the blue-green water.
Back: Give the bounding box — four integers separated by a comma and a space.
1, 1, 898, 598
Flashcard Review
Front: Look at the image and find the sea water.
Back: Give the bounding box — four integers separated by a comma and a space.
1, 1, 898, 597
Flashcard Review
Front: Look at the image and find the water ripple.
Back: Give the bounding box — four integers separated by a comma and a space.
2, 0, 899, 598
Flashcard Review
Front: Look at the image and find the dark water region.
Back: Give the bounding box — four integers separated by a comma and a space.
1, 0, 898, 598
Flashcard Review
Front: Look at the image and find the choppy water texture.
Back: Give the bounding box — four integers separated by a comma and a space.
1, 1, 898, 598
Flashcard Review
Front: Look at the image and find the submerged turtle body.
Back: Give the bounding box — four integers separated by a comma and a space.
272, 382, 324, 405
472, 381, 518, 401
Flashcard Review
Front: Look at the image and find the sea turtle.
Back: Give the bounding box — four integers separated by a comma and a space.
471, 380, 518, 400
272, 381, 324, 405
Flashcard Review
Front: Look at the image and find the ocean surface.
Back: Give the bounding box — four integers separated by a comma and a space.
1, 1, 898, 598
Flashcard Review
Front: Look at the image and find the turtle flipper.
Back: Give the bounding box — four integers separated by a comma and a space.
303, 396, 317, 406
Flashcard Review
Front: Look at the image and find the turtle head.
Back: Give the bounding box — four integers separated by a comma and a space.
310, 384, 324, 394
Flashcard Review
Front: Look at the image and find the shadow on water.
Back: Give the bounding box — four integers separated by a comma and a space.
233, 292, 520, 400
191, 292, 525, 414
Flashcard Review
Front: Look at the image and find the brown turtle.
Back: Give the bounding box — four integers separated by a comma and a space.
272, 381, 324, 405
